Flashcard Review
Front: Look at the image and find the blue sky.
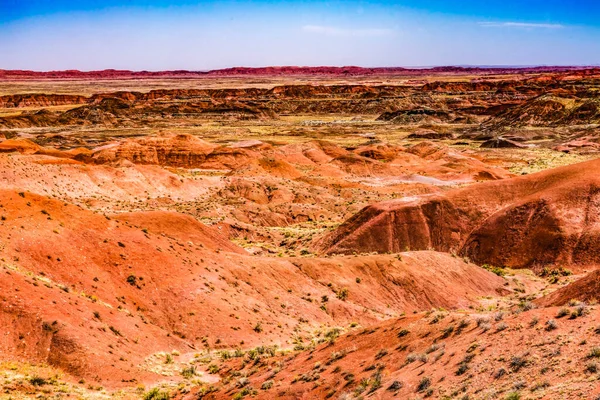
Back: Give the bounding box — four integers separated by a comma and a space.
1, 0, 599, 70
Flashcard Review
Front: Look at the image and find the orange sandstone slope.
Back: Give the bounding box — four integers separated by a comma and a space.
0, 189, 506, 387
535, 269, 600, 307
189, 307, 600, 400
316, 158, 600, 270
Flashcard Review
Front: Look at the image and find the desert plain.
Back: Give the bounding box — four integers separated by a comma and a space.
1, 66, 600, 399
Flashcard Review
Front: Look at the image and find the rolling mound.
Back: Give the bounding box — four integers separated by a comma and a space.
114, 211, 246, 254
317, 158, 600, 269
88, 133, 218, 167
81, 136, 511, 185
0, 189, 507, 386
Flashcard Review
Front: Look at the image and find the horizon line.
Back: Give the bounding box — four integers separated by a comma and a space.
1, 64, 599, 74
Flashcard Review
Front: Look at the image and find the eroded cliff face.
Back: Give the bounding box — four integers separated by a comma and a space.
0, 94, 88, 108
2, 70, 598, 131
318, 159, 600, 270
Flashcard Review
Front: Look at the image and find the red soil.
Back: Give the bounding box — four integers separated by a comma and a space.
187, 307, 600, 399
0, 188, 506, 387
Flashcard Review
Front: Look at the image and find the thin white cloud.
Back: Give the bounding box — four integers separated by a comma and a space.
302, 25, 393, 37
479, 22, 564, 29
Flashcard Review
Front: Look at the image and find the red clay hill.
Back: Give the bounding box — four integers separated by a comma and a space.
184, 306, 600, 399
0, 189, 506, 387
317, 158, 600, 270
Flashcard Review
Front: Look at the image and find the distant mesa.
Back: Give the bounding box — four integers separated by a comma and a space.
0, 65, 597, 79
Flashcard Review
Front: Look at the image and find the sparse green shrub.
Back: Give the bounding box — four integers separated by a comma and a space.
456, 319, 470, 334
574, 304, 587, 317
397, 329, 410, 338
126, 275, 137, 286
232, 386, 257, 400
494, 367, 506, 379
510, 356, 527, 372
586, 362, 598, 373
375, 349, 388, 360
180, 366, 196, 378
236, 377, 250, 388
336, 287, 349, 301
442, 325, 455, 338
144, 388, 170, 400
261, 380, 274, 390
109, 326, 122, 336
519, 301, 535, 311
325, 350, 346, 365
29, 376, 48, 386
556, 307, 569, 318
456, 362, 469, 376
588, 347, 600, 359
368, 370, 383, 393
417, 376, 431, 392
482, 264, 506, 276
207, 364, 220, 374
325, 327, 341, 344
530, 381, 550, 392
541, 267, 572, 283
425, 343, 442, 354
430, 312, 444, 324
545, 319, 557, 331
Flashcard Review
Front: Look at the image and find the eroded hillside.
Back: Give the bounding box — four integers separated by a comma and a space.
0, 68, 599, 399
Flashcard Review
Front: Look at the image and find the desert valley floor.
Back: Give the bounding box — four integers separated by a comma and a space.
1, 67, 600, 399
